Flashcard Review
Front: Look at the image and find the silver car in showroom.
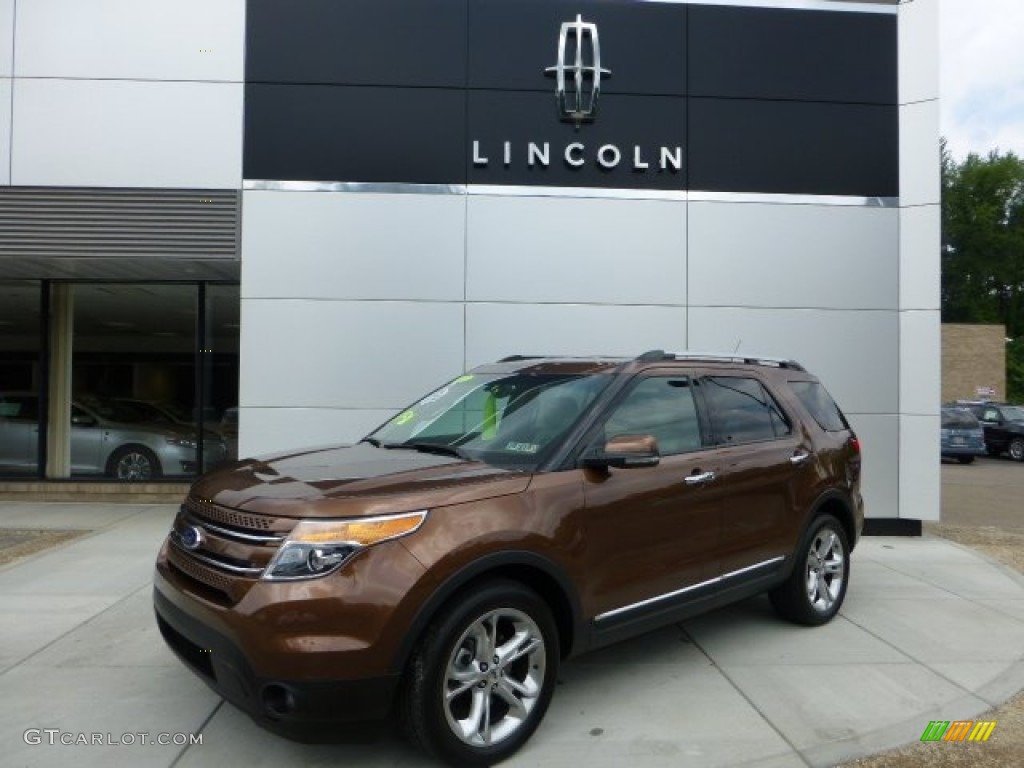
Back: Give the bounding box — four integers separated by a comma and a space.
0, 393, 228, 480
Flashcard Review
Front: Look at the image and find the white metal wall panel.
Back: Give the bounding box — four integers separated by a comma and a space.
899, 100, 941, 209
240, 299, 464, 410
899, 310, 941, 416
0, 77, 9, 185
14, 0, 245, 82
899, 414, 940, 522
846, 414, 899, 519
241, 190, 466, 301
466, 195, 687, 305
12, 79, 242, 189
688, 202, 898, 310
239, 407, 394, 459
0, 0, 12, 77
898, 0, 938, 105
899, 204, 940, 311
465, 302, 687, 369
687, 306, 898, 416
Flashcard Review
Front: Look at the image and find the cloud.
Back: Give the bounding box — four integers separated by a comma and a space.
941, 0, 1024, 159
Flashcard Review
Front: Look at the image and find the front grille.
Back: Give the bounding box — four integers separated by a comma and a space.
167, 543, 234, 599
184, 497, 274, 530
167, 497, 296, 604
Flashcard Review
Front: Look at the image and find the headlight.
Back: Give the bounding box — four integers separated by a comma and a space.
263, 510, 428, 581
166, 437, 198, 449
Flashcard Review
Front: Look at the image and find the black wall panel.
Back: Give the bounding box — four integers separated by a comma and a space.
244, 85, 466, 184
246, 0, 468, 87
688, 5, 897, 104
688, 99, 899, 197
467, 0, 686, 95
243, 0, 899, 197
468, 92, 686, 190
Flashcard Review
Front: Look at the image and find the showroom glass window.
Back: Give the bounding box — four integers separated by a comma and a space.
0, 282, 43, 476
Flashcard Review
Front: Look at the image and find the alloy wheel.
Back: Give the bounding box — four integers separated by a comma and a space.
804, 526, 845, 613
442, 608, 546, 748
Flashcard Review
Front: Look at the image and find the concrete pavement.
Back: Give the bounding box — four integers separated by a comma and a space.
1, 502, 1023, 768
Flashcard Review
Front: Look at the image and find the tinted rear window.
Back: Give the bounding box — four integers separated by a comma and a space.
789, 381, 848, 432
941, 409, 979, 429
702, 376, 791, 444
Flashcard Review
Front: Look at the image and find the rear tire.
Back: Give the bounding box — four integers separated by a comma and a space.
398, 580, 559, 767
770, 514, 849, 626
956, 456, 975, 465
1009, 438, 1024, 462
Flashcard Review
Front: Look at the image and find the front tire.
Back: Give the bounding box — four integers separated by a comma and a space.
107, 445, 160, 481
399, 580, 559, 767
770, 514, 850, 626
1009, 438, 1024, 462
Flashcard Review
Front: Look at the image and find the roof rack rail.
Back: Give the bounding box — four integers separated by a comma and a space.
498, 354, 542, 363
635, 350, 805, 371
635, 349, 674, 362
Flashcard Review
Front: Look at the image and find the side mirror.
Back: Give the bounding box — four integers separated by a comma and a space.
584, 434, 660, 470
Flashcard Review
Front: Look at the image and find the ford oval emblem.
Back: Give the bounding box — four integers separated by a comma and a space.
180, 525, 205, 551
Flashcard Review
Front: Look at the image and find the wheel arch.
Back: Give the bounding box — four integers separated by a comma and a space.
391, 551, 584, 677
805, 489, 858, 552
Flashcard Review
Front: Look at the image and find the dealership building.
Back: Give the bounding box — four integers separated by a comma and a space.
0, 0, 938, 530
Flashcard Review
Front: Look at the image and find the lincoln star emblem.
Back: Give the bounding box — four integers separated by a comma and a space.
545, 14, 611, 126
180, 525, 205, 551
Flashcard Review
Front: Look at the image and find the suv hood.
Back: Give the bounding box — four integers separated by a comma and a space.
189, 442, 532, 519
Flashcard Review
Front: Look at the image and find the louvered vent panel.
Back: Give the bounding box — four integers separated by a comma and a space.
0, 187, 240, 258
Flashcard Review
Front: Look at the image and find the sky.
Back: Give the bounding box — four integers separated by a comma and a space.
940, 0, 1024, 160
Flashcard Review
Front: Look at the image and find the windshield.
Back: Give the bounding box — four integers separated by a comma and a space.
368, 372, 612, 469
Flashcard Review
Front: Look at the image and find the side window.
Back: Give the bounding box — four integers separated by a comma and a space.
789, 381, 848, 432
0, 395, 37, 420
982, 408, 1000, 422
603, 377, 703, 455
703, 376, 791, 445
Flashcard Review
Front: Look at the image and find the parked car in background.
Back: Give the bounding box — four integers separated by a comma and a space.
155, 351, 863, 765
0, 393, 229, 480
940, 407, 986, 464
115, 398, 237, 462
953, 401, 1024, 461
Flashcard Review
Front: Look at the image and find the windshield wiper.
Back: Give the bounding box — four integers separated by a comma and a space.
360, 437, 382, 447
381, 441, 467, 459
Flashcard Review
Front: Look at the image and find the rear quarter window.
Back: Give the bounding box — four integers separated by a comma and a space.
789, 381, 848, 432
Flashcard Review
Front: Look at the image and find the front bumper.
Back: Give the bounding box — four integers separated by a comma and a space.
153, 585, 399, 737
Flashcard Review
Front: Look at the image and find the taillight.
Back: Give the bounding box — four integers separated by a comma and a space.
849, 435, 861, 455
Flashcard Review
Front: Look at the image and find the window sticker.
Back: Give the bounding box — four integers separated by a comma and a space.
393, 410, 416, 426
454, 374, 475, 384
418, 386, 449, 406
505, 442, 539, 454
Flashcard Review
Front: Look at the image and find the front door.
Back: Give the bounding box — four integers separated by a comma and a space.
581, 373, 724, 630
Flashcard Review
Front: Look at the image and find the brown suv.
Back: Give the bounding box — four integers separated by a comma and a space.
154, 351, 863, 765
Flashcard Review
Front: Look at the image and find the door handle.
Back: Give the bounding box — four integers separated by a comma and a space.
790, 451, 812, 466
684, 471, 716, 486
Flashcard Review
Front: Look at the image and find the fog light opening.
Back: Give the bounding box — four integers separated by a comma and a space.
262, 684, 297, 717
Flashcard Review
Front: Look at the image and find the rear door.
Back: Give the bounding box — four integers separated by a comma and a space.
697, 374, 812, 579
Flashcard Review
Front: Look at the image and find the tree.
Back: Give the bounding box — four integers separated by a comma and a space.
941, 142, 1024, 400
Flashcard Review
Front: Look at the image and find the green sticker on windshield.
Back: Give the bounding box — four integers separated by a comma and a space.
393, 410, 415, 426
455, 374, 475, 384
